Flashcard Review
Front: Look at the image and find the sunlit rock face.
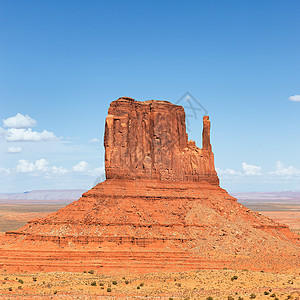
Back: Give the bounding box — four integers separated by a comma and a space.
105, 97, 219, 184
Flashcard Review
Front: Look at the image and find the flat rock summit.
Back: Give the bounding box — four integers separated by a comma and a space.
0, 97, 299, 273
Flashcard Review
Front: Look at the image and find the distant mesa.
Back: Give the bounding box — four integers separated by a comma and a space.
0, 189, 86, 204
0, 97, 298, 274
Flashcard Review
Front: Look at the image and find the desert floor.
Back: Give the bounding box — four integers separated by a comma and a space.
0, 268, 299, 299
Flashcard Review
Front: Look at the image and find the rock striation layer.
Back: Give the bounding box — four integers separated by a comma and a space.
0, 97, 299, 274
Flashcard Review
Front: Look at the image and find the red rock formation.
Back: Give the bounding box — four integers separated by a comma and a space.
0, 97, 299, 274
105, 97, 218, 184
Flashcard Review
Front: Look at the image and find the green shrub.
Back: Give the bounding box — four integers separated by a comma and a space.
264, 291, 269, 295
8, 287, 12, 291
250, 294, 256, 299
207, 297, 213, 300
137, 286, 140, 289
228, 296, 234, 300
231, 275, 238, 281
91, 281, 96, 286
112, 281, 117, 285
107, 287, 111, 292
18, 279, 24, 284
169, 298, 174, 300
238, 297, 243, 300
125, 280, 129, 284
270, 294, 276, 297
99, 283, 104, 286
33, 277, 37, 282
18, 286, 22, 290
54, 290, 58, 295
88, 270, 94, 274
140, 283, 144, 287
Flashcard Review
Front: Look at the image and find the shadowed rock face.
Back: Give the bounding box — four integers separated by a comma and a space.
105, 97, 219, 184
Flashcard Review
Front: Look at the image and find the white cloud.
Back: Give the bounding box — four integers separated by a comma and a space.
288, 95, 300, 102
15, 160, 36, 173
52, 166, 68, 175
217, 163, 262, 177
15, 159, 69, 176
72, 161, 89, 172
5, 128, 58, 142
269, 161, 300, 177
242, 162, 262, 176
16, 159, 49, 173
7, 146, 22, 154
3, 113, 37, 128
6, 158, 103, 177
89, 138, 100, 143
216, 167, 241, 176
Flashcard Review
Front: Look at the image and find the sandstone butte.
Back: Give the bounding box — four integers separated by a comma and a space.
0, 97, 299, 274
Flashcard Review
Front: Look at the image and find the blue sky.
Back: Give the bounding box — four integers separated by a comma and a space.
0, 0, 299, 193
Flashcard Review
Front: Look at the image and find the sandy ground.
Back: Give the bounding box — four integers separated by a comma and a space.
260, 211, 300, 232
0, 268, 299, 299
0, 204, 64, 233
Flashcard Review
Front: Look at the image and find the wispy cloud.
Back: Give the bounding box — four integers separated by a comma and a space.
72, 161, 89, 172
288, 95, 300, 102
13, 159, 103, 177
11, 159, 103, 177
269, 161, 300, 177
6, 146, 22, 154
0, 167, 10, 175
217, 162, 262, 177
3, 113, 37, 128
0, 128, 6, 138
216, 167, 241, 176
242, 162, 262, 176
89, 138, 100, 143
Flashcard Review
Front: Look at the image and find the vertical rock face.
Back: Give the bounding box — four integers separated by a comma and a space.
104, 97, 219, 184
